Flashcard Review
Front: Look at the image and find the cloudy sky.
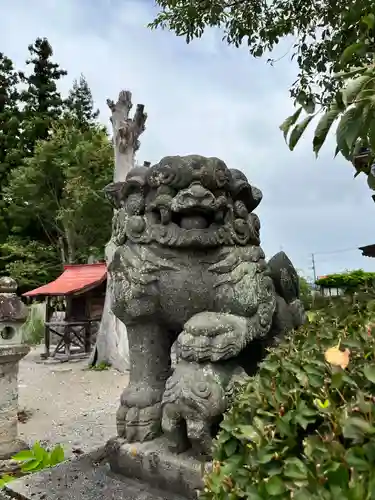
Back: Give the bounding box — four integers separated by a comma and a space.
1, 0, 374, 280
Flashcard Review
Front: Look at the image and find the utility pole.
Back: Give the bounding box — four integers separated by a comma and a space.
311, 253, 317, 283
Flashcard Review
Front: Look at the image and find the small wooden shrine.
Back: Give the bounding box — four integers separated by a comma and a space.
22, 263, 106, 360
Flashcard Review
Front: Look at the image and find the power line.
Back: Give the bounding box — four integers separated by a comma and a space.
310, 247, 361, 281
313, 247, 359, 256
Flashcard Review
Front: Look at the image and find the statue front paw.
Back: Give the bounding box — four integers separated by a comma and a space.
176, 311, 250, 362
117, 384, 163, 442
162, 403, 215, 457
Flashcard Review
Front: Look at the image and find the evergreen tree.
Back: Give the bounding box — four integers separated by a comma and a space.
19, 37, 67, 153
0, 53, 21, 243
65, 74, 99, 130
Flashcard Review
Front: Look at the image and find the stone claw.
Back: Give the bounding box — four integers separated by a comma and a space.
116, 402, 162, 442
176, 311, 250, 362
117, 384, 164, 442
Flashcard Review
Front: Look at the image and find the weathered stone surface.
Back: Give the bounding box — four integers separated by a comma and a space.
0, 277, 28, 346
0, 278, 17, 294
0, 345, 30, 459
106, 155, 305, 455
0, 277, 28, 324
107, 437, 208, 499
161, 358, 247, 455
0, 452, 188, 500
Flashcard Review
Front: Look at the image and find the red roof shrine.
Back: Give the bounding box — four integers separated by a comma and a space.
23, 263, 107, 298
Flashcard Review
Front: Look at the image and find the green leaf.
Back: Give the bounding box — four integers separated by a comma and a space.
340, 42, 367, 65
257, 452, 274, 464
345, 448, 370, 471
50, 444, 65, 466
342, 75, 372, 107
296, 92, 316, 114
334, 67, 369, 79
261, 360, 279, 372
288, 115, 315, 151
265, 476, 286, 496
336, 107, 362, 154
220, 419, 235, 433
363, 365, 375, 383
368, 117, 375, 152
276, 416, 292, 437
21, 459, 42, 472
343, 417, 375, 440
313, 102, 342, 156
12, 449, 34, 462
224, 439, 237, 457
283, 457, 309, 480
32, 441, 47, 462
244, 485, 263, 500
362, 13, 375, 30
331, 371, 344, 389
363, 441, 375, 461
237, 425, 260, 443
279, 107, 303, 140
326, 463, 349, 488
0, 475, 15, 486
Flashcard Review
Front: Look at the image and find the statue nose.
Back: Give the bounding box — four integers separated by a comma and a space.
188, 182, 213, 200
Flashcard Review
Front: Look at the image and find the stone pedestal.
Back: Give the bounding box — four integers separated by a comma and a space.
106, 437, 210, 499
0, 451, 188, 500
0, 344, 30, 459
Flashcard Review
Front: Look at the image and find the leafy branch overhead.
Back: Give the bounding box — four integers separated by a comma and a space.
281, 14, 375, 173
151, 1, 375, 106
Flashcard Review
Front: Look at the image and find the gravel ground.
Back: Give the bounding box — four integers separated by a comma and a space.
17, 345, 129, 459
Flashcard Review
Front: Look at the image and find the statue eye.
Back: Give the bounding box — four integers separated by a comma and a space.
192, 381, 211, 398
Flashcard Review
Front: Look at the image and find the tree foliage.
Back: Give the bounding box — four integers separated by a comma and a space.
19, 38, 67, 153
5, 120, 113, 269
0, 53, 21, 243
0, 37, 111, 290
202, 292, 375, 499
65, 74, 100, 130
151, 0, 374, 106
0, 237, 61, 294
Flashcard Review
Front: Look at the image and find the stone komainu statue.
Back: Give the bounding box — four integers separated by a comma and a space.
106, 155, 305, 456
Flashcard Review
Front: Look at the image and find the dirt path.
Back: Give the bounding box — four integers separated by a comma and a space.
17, 346, 129, 458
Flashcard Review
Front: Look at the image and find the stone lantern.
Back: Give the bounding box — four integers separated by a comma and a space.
0, 277, 29, 459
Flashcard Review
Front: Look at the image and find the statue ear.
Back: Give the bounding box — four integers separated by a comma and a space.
103, 182, 126, 209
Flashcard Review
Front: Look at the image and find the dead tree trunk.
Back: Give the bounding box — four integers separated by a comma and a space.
90, 90, 147, 371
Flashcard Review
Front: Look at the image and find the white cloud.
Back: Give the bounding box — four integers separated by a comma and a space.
1, 0, 375, 278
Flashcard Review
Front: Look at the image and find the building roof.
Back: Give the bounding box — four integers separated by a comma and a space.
23, 263, 107, 298
359, 244, 375, 258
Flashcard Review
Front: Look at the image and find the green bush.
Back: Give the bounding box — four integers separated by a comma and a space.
316, 269, 375, 291
201, 293, 375, 500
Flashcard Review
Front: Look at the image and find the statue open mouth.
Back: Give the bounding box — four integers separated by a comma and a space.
169, 182, 220, 230
171, 209, 216, 230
